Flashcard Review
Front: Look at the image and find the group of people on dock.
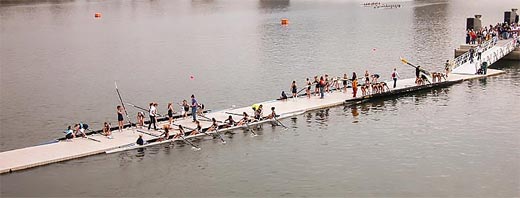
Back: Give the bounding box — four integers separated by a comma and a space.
466, 22, 519, 45
281, 68, 404, 100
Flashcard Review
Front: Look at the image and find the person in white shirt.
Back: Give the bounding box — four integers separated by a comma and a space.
148, 102, 158, 130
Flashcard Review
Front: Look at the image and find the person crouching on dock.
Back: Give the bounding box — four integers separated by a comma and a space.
103, 122, 112, 138
73, 123, 88, 138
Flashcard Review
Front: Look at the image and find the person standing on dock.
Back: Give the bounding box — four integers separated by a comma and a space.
148, 102, 157, 130
167, 103, 175, 126
291, 81, 297, 99
391, 68, 400, 88
319, 76, 325, 99
180, 100, 189, 119
342, 73, 349, 93
364, 70, 370, 85
351, 72, 358, 97
191, 95, 198, 122
117, 105, 124, 132
477, 45, 483, 60
444, 60, 450, 78
306, 78, 312, 99
415, 66, 421, 85
313, 76, 319, 96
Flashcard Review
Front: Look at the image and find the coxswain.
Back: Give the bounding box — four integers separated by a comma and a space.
73, 123, 88, 138
136, 134, 144, 146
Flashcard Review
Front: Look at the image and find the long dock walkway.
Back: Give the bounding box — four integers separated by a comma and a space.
0, 38, 517, 174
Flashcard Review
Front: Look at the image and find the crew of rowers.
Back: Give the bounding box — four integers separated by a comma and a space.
135, 105, 278, 145
362, 2, 401, 9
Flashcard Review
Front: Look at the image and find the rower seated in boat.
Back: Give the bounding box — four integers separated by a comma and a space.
224, 115, 236, 127
136, 134, 144, 146
264, 107, 277, 119
207, 118, 219, 132
174, 125, 186, 139
162, 124, 171, 140
280, 91, 288, 101
188, 121, 202, 136
236, 112, 251, 126
64, 126, 74, 140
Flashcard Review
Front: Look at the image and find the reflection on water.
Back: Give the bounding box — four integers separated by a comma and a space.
412, 0, 450, 69
258, 0, 289, 12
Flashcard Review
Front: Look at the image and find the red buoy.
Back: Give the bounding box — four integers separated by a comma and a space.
94, 13, 102, 18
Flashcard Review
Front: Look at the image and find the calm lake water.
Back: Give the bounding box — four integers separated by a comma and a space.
1, 0, 519, 197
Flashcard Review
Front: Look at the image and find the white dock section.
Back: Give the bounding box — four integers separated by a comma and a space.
0, 66, 507, 174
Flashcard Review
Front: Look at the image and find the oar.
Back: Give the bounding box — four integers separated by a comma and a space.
399, 57, 431, 76
274, 117, 288, 129
225, 112, 243, 116
244, 120, 258, 136
127, 102, 164, 117
115, 82, 134, 127
179, 135, 201, 150
212, 127, 226, 144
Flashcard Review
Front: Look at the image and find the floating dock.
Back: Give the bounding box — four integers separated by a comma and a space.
0, 38, 517, 174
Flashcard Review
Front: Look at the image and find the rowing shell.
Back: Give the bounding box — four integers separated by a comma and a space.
105, 110, 305, 154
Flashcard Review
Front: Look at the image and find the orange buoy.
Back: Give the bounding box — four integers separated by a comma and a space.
281, 18, 289, 25
94, 13, 102, 18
